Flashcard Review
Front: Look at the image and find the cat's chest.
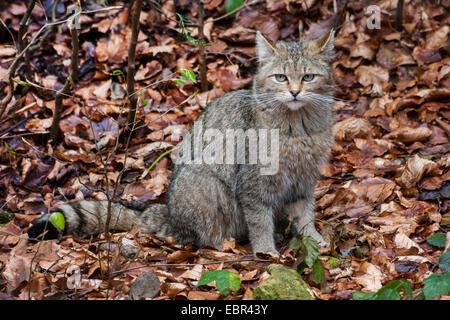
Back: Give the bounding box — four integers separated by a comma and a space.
279, 131, 330, 162
275, 130, 332, 186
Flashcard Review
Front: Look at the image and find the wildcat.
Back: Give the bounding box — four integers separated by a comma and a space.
28, 30, 335, 254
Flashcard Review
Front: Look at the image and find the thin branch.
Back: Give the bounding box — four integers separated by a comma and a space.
395, 0, 404, 31
111, 257, 271, 276
49, 78, 71, 144
210, 0, 263, 23
18, 0, 37, 52
126, 0, 144, 130
29, 0, 59, 53
70, 24, 80, 82
196, 0, 208, 92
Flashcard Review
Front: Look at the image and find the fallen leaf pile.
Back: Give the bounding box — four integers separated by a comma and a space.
0, 0, 449, 300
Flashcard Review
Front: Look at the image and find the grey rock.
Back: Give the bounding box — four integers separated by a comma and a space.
129, 270, 160, 299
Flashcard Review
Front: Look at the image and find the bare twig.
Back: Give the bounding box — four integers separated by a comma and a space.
111, 257, 271, 276
196, 0, 208, 92
29, 0, 59, 52
49, 77, 71, 144
49, 8, 81, 144
395, 0, 404, 31
70, 24, 80, 82
210, 0, 263, 23
126, 0, 144, 130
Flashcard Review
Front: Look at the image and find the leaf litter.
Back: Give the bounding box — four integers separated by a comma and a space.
0, 0, 449, 300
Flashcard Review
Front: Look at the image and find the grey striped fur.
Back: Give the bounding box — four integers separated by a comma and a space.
35, 31, 335, 254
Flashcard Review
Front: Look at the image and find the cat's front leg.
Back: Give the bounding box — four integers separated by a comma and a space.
285, 194, 329, 247
241, 203, 277, 255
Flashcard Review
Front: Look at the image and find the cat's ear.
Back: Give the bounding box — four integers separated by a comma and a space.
256, 31, 278, 61
311, 29, 334, 54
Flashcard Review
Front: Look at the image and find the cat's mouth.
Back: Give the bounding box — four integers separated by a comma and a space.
285, 100, 305, 111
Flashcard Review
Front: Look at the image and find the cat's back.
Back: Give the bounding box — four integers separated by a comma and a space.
195, 90, 256, 130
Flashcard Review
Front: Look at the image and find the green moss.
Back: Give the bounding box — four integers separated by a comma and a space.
252, 264, 315, 300
0, 211, 14, 225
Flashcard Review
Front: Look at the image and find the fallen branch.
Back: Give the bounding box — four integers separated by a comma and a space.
111, 257, 271, 276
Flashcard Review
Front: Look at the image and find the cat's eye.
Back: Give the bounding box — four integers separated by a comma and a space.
302, 74, 315, 82
274, 74, 287, 82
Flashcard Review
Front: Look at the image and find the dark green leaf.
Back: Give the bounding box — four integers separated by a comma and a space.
197, 270, 240, 296
374, 289, 401, 300
303, 236, 319, 267
422, 273, 450, 299
225, 0, 244, 15
377, 280, 412, 298
197, 270, 219, 287
312, 259, 325, 285
352, 291, 376, 300
426, 233, 446, 248
215, 270, 240, 296
288, 234, 302, 251
439, 252, 450, 274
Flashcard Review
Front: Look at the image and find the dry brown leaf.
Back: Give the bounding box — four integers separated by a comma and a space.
166, 250, 199, 264
333, 117, 373, 141
187, 291, 221, 300
397, 155, 438, 188
394, 233, 424, 254
355, 65, 389, 96
385, 127, 433, 143
354, 262, 383, 292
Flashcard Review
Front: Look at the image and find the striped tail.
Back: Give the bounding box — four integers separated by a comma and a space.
27, 200, 169, 240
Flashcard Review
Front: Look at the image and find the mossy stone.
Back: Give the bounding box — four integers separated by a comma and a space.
252, 264, 315, 300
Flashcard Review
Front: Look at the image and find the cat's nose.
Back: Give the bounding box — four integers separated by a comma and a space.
290, 90, 300, 97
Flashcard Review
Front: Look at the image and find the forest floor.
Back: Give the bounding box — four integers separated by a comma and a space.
0, 0, 449, 300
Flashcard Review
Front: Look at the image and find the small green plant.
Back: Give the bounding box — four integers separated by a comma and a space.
12, 77, 28, 86
225, 0, 244, 17
289, 235, 325, 286
176, 14, 210, 46
197, 270, 241, 296
4, 142, 15, 155
353, 279, 413, 300
172, 68, 197, 85
112, 70, 123, 76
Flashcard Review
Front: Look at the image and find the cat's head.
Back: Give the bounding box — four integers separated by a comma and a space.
253, 29, 335, 111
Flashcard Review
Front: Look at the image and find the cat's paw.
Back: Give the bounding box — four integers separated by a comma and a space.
303, 228, 329, 248
255, 249, 280, 261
